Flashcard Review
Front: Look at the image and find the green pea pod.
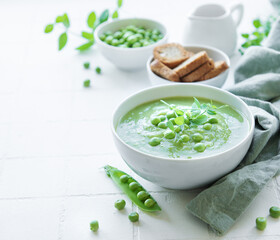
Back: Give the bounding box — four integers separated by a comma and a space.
104, 165, 161, 212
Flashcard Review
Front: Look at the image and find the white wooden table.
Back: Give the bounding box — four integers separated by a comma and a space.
0, 0, 279, 239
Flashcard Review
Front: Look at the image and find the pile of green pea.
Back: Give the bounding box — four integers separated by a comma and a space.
255, 206, 280, 230
99, 25, 164, 48
148, 109, 219, 153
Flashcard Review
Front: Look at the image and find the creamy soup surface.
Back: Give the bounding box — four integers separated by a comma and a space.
117, 97, 250, 159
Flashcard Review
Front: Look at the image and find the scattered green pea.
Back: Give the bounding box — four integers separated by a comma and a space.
111, 39, 119, 46
203, 123, 212, 130
192, 133, 204, 142
105, 35, 113, 44
120, 174, 129, 183
137, 191, 149, 201
128, 212, 139, 222
184, 124, 189, 129
83, 62, 90, 69
208, 117, 218, 124
149, 137, 161, 146
144, 198, 155, 208
158, 122, 167, 129
114, 199, 126, 210
159, 115, 166, 121
269, 206, 280, 218
180, 134, 190, 142
83, 79, 91, 87
184, 117, 190, 124
174, 125, 181, 133
194, 143, 206, 152
164, 130, 175, 139
166, 111, 176, 119
129, 182, 139, 191
151, 117, 161, 126
256, 217, 267, 230
99, 34, 106, 41
96, 67, 101, 74
90, 220, 99, 232
169, 118, 176, 125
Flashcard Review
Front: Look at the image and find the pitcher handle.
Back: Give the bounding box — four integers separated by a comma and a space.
230, 3, 244, 27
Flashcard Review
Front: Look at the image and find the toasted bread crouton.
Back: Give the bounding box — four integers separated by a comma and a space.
173, 51, 209, 77
153, 43, 194, 68
181, 59, 214, 82
199, 61, 229, 80
150, 59, 180, 82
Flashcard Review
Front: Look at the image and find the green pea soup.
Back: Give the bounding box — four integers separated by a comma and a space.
116, 97, 250, 159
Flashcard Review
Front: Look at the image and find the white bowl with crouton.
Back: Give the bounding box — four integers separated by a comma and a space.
94, 18, 168, 71
147, 45, 230, 88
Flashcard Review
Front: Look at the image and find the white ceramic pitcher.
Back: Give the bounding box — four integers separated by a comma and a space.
182, 3, 244, 56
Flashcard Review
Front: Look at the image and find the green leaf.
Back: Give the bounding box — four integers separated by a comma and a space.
174, 116, 184, 126
117, 0, 123, 8
62, 13, 70, 28
76, 41, 94, 51
193, 97, 201, 108
87, 12, 96, 28
253, 19, 262, 28
58, 32, 67, 51
56, 16, 64, 23
207, 109, 216, 115
44, 24, 54, 33
242, 41, 252, 48
82, 31, 94, 41
99, 9, 109, 24
112, 10, 118, 19
241, 33, 249, 39
166, 121, 174, 131
191, 115, 208, 125
191, 109, 201, 117
238, 48, 244, 55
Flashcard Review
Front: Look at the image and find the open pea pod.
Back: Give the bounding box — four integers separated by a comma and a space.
104, 165, 161, 212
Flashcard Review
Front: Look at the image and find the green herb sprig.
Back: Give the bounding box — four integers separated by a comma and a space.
44, 0, 123, 51
239, 15, 277, 55
160, 98, 226, 132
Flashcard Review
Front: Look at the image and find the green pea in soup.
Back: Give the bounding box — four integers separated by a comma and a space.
116, 97, 249, 159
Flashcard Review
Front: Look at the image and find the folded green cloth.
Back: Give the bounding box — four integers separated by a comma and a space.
187, 18, 280, 235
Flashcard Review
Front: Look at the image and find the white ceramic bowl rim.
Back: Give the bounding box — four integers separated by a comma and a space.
147, 44, 230, 84
94, 17, 168, 52
112, 83, 255, 163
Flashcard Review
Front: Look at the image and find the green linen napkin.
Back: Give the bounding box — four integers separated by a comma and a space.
186, 18, 280, 235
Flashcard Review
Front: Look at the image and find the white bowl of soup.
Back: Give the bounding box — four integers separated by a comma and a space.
112, 84, 254, 189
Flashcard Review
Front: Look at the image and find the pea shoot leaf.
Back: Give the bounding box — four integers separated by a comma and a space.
253, 19, 262, 28
62, 13, 70, 28
166, 121, 174, 131
58, 32, 67, 50
207, 109, 216, 115
174, 116, 184, 126
44, 24, 54, 33
76, 41, 94, 51
99, 9, 109, 24
191, 115, 208, 125
87, 12, 96, 29
118, 0, 123, 8
112, 10, 119, 19
193, 97, 201, 108
241, 33, 249, 39
82, 31, 94, 41
56, 16, 64, 23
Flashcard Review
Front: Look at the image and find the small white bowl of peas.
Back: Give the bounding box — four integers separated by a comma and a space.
94, 18, 168, 71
